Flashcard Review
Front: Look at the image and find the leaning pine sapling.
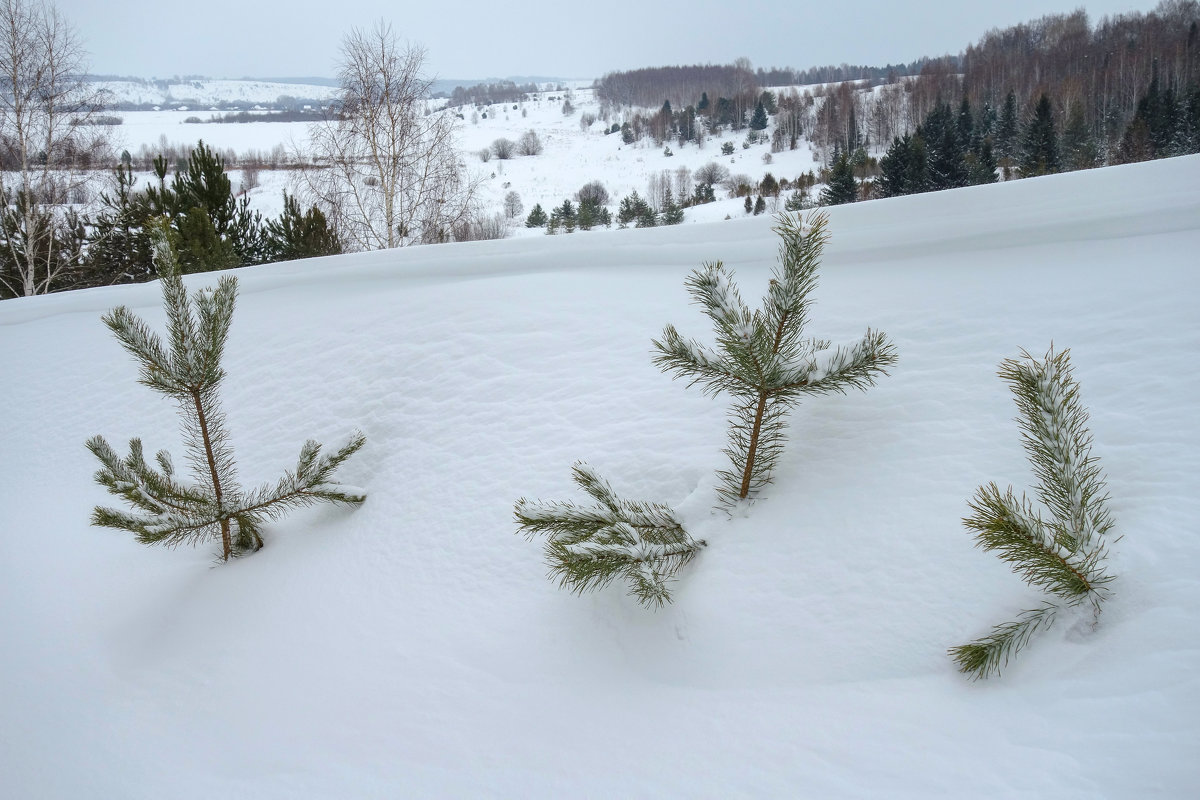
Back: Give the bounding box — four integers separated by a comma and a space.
87, 220, 366, 561
653, 210, 897, 507
515, 463, 706, 608
951, 347, 1115, 679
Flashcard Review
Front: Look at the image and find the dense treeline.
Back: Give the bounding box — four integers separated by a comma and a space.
594, 62, 759, 111
756, 57, 956, 89
962, 2, 1200, 151
447, 80, 539, 108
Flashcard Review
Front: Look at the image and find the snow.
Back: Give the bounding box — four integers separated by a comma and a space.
2, 154, 1199, 797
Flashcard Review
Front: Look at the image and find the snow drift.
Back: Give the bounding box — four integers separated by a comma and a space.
1, 156, 1198, 797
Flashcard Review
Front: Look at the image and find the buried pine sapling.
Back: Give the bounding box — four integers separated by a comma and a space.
653, 211, 897, 507
87, 221, 366, 561
951, 347, 1115, 679
515, 463, 706, 608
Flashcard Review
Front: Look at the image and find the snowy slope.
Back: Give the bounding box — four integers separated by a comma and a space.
1, 156, 1198, 797
95, 78, 339, 107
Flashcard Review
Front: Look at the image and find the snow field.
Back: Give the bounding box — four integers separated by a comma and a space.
1, 155, 1198, 797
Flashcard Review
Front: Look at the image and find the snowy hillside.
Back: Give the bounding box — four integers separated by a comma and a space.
103, 83, 814, 225
1, 156, 1198, 797
94, 77, 340, 108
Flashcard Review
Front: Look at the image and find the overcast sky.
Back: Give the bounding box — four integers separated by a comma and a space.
55, 0, 1167, 82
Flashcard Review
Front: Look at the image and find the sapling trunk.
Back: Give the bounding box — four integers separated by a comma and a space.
740, 390, 770, 499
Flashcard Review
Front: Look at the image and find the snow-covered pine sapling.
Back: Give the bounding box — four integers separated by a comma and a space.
515, 463, 706, 608
652, 210, 897, 507
951, 347, 1115, 680
87, 220, 366, 562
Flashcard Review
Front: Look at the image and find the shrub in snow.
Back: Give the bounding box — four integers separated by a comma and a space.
87, 222, 366, 562
951, 347, 1115, 679
515, 463, 705, 608
653, 211, 897, 507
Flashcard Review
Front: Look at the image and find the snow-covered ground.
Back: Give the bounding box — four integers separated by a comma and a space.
1, 155, 1198, 797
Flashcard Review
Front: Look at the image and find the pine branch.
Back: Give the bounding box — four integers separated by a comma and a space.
232, 432, 369, 521
777, 329, 899, 398
949, 604, 1059, 680
515, 463, 705, 608
954, 346, 1115, 679
651, 323, 750, 397
999, 347, 1113, 550
965, 483, 1109, 601
762, 210, 827, 357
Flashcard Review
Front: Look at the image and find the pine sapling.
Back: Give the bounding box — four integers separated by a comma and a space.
515, 463, 706, 608
951, 347, 1115, 679
87, 220, 366, 561
652, 210, 897, 507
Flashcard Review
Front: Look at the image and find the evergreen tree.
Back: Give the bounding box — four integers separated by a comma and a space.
660, 187, 684, 225
170, 141, 266, 265
636, 200, 658, 228
749, 100, 769, 131
759, 172, 779, 198
783, 188, 807, 211
652, 211, 897, 507
81, 163, 156, 287
172, 207, 239, 273
878, 135, 911, 197
905, 131, 930, 193
924, 102, 967, 190
753, 195, 766, 215
525, 203, 548, 228
87, 221, 366, 562
966, 139, 999, 185
995, 91, 1019, 165
549, 200, 577, 233
1061, 101, 1099, 171
744, 195, 753, 214
1019, 95, 1062, 177
820, 151, 857, 205
263, 192, 343, 262
951, 347, 1114, 679
515, 463, 706, 608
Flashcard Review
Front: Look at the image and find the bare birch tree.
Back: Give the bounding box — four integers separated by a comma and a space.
0, 0, 109, 298
297, 22, 479, 250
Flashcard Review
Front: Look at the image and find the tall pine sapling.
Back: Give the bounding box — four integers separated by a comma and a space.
653, 211, 897, 507
87, 220, 366, 561
951, 347, 1115, 679
515, 463, 706, 608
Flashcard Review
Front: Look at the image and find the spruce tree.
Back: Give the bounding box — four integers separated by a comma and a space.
995, 91, 1019, 165
951, 347, 1114, 679
820, 151, 857, 205
749, 100, 769, 131
87, 221, 366, 561
652, 211, 897, 507
878, 135, 911, 197
1019, 95, 1062, 177
525, 203, 548, 228
515, 463, 706, 608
